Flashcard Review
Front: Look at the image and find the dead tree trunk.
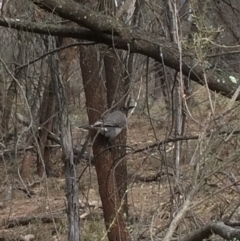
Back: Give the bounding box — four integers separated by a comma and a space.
51, 39, 79, 241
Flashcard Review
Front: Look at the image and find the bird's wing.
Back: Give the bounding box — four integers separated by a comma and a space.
92, 111, 126, 128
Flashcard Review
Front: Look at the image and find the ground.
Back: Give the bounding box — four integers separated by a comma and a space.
1, 95, 240, 241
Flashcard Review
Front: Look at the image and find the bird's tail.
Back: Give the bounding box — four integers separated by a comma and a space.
77, 125, 92, 130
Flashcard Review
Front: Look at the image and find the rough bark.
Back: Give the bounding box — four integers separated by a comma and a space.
37, 78, 56, 176
104, 52, 129, 217
100, 0, 129, 218
58, 37, 78, 103
51, 41, 79, 241
80, 45, 130, 241
0, 0, 238, 99
1, 80, 16, 135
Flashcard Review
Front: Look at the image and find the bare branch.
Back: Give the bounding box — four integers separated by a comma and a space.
0, 2, 239, 99
180, 221, 240, 241
14, 112, 93, 162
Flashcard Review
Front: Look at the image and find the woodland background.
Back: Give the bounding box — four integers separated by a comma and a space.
1, 0, 240, 241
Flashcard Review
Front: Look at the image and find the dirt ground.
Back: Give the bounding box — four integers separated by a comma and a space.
1, 102, 240, 241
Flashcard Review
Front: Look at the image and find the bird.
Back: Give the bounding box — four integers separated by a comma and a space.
80, 105, 135, 139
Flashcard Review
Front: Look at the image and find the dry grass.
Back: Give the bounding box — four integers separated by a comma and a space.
1, 90, 240, 241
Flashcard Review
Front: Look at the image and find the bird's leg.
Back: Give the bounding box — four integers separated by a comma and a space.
106, 138, 113, 148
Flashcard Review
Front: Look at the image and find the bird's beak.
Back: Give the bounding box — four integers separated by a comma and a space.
127, 106, 135, 110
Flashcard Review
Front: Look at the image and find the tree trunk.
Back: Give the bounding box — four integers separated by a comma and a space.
2, 80, 16, 135
37, 79, 56, 176
51, 39, 79, 241
80, 45, 130, 241
104, 52, 129, 217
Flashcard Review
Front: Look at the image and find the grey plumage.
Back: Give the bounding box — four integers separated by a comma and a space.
81, 106, 134, 139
